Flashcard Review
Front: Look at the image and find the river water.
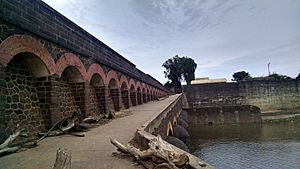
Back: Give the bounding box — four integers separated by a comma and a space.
188, 122, 300, 169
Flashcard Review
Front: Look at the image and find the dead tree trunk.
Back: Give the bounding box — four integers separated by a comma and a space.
0, 128, 25, 156
110, 135, 189, 169
53, 148, 71, 169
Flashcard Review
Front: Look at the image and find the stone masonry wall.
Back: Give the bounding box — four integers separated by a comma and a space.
186, 105, 261, 125
70, 83, 85, 117
121, 89, 129, 109
130, 91, 137, 106
4, 57, 45, 141
50, 78, 81, 125
183, 80, 300, 112
88, 86, 101, 117
110, 88, 120, 112
35, 76, 52, 129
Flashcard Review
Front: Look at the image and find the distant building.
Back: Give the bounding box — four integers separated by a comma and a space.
191, 77, 227, 84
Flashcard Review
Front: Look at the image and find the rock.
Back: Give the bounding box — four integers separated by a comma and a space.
165, 136, 190, 152
173, 124, 190, 142
179, 111, 188, 122
178, 118, 188, 129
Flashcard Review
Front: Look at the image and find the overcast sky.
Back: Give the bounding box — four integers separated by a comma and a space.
43, 0, 300, 83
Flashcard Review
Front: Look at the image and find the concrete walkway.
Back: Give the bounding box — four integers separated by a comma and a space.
0, 94, 180, 169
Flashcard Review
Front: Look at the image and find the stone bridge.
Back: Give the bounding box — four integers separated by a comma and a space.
0, 0, 168, 142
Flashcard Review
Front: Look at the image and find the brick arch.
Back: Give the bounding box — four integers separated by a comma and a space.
128, 79, 136, 91
0, 35, 55, 74
56, 53, 88, 80
87, 63, 106, 83
136, 81, 142, 91
141, 83, 146, 93
119, 75, 129, 89
106, 70, 120, 87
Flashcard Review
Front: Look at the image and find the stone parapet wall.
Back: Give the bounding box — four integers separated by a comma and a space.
132, 94, 214, 168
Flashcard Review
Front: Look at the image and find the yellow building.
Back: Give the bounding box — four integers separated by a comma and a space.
191, 77, 227, 84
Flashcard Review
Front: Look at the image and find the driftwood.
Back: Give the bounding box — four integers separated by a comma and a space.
35, 112, 85, 145
53, 148, 71, 169
110, 135, 189, 169
82, 115, 105, 123
0, 128, 26, 156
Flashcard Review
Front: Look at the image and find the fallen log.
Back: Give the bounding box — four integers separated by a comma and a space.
82, 115, 104, 123
0, 128, 25, 156
35, 112, 85, 145
110, 135, 189, 169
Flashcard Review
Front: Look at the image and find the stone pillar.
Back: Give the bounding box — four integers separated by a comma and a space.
128, 90, 132, 107
49, 75, 62, 126
118, 88, 125, 110
105, 86, 115, 113
83, 81, 91, 117
0, 64, 7, 142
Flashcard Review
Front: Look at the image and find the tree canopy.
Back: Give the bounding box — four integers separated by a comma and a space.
232, 71, 296, 81
232, 71, 251, 81
162, 55, 197, 88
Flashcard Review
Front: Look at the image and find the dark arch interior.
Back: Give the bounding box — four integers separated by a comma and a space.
90, 74, 104, 86
142, 88, 147, 103
59, 66, 84, 119
168, 128, 173, 136
129, 85, 137, 106
4, 52, 50, 141
137, 87, 142, 105
109, 78, 117, 89
61, 66, 84, 83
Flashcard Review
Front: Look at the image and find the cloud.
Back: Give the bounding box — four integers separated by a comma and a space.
42, 0, 300, 84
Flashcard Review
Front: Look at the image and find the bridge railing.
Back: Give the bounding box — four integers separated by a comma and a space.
132, 94, 214, 169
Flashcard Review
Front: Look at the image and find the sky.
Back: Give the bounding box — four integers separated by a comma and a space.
43, 0, 300, 83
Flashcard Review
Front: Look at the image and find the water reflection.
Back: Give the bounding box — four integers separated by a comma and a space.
188, 122, 300, 169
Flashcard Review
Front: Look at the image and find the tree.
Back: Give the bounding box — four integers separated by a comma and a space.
232, 71, 251, 81
296, 73, 300, 80
181, 57, 197, 85
267, 73, 292, 80
162, 55, 197, 88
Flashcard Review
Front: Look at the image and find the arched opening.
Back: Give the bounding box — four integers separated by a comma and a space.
130, 85, 137, 106
89, 74, 105, 116
142, 88, 147, 103
167, 122, 173, 136
59, 66, 85, 120
121, 82, 129, 109
109, 79, 120, 112
137, 87, 142, 105
4, 52, 50, 140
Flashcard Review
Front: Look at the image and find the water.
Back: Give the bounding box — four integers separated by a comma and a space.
188, 122, 300, 169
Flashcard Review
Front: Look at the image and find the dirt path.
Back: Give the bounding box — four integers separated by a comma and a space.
0, 94, 180, 169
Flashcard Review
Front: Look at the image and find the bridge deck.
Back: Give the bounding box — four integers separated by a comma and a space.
0, 94, 180, 169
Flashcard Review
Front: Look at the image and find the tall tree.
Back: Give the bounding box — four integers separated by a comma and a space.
181, 57, 197, 85
162, 55, 197, 88
232, 71, 251, 81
